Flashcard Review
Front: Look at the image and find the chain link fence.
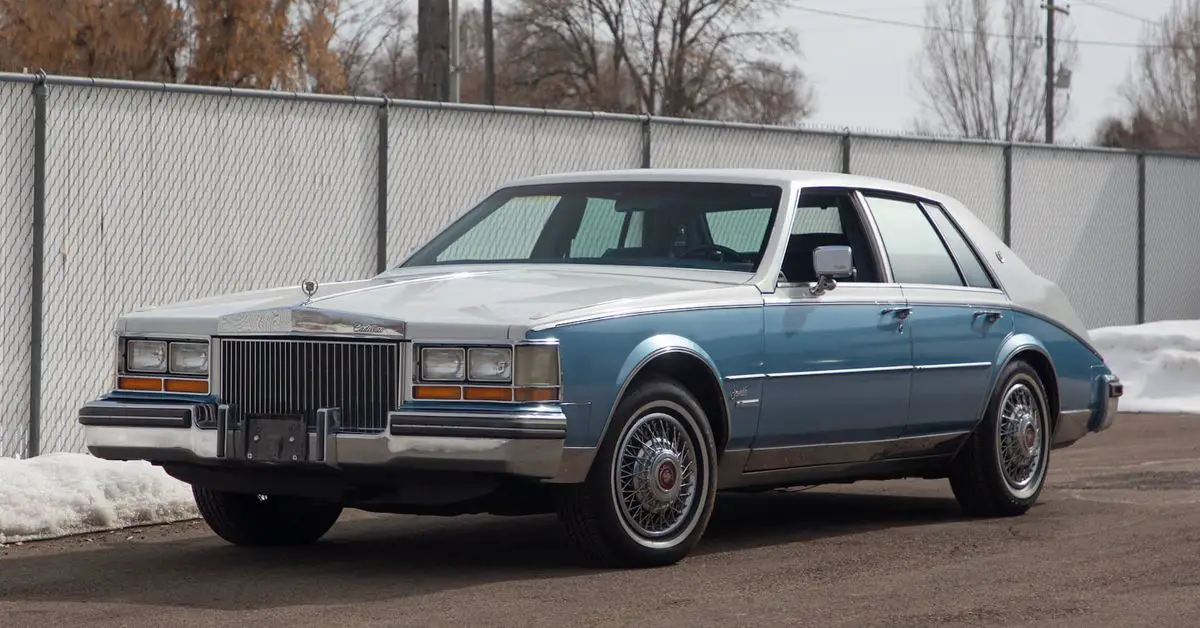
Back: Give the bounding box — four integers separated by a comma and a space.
0, 78, 34, 458
386, 106, 643, 263
648, 120, 843, 171
1010, 146, 1142, 329
0, 72, 1196, 456
39, 82, 382, 454
849, 136, 1008, 238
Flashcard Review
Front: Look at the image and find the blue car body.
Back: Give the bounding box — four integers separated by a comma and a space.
78, 169, 1122, 565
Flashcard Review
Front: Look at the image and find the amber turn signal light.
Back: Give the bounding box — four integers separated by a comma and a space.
464, 386, 514, 402
164, 378, 209, 394
413, 385, 462, 400
117, 376, 164, 392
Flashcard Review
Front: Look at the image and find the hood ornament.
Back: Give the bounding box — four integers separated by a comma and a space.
300, 279, 319, 304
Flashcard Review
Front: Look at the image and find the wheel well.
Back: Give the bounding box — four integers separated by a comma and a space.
1011, 349, 1061, 432
628, 352, 730, 453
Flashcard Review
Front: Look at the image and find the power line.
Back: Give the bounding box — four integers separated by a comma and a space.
790, 5, 1166, 50
1074, 0, 1155, 25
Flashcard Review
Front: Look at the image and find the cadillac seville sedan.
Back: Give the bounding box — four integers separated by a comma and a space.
78, 169, 1122, 568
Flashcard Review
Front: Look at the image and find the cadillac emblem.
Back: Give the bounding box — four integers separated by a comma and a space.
300, 279, 319, 303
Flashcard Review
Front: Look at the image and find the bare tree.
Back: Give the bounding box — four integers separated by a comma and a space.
912, 0, 1077, 142
1113, 0, 1200, 152
501, 0, 815, 124
333, 0, 408, 94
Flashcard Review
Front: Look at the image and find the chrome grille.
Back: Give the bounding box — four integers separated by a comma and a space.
219, 338, 401, 434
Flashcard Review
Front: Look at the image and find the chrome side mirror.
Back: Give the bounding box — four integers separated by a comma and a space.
810, 245, 854, 295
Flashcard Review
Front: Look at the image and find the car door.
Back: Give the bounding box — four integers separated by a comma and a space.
859, 192, 1014, 440
746, 188, 914, 473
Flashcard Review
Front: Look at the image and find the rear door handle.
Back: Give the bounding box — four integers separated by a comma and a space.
975, 310, 1004, 322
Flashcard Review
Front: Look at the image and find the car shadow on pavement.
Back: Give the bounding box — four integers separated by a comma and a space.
698, 488, 968, 553
0, 489, 968, 611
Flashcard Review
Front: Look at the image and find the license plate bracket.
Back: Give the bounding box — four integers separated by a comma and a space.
245, 414, 308, 463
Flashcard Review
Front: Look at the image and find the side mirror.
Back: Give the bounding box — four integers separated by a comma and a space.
810, 245, 854, 295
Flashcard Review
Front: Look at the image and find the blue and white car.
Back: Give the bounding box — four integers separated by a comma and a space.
79, 169, 1122, 567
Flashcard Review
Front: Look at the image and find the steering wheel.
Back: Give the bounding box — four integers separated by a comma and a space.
679, 243, 744, 262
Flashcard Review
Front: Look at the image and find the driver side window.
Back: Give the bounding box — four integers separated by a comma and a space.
779, 190, 882, 285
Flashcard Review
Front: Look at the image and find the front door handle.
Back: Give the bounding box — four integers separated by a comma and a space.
974, 310, 1004, 322
881, 306, 912, 319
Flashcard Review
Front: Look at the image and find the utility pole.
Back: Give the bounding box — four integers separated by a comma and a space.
449, 0, 461, 102
484, 0, 495, 105
417, 0, 451, 101
1042, 0, 1070, 144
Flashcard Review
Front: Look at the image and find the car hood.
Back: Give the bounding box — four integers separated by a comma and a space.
118, 265, 763, 340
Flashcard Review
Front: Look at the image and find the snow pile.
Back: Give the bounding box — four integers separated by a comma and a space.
1091, 319, 1200, 415
0, 453, 198, 544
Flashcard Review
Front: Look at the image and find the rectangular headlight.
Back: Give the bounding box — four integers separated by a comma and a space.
468, 347, 513, 382
515, 345, 560, 386
421, 347, 466, 381
126, 339, 168, 373
169, 342, 209, 375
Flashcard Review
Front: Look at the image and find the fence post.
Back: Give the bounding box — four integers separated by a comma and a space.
375, 100, 389, 274
841, 130, 851, 174
640, 116, 651, 168
1002, 143, 1013, 247
28, 73, 47, 458
1136, 152, 1147, 324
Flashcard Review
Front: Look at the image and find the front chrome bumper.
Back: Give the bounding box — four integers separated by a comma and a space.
80, 399, 572, 479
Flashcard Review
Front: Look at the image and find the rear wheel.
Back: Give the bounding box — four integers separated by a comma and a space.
949, 360, 1052, 517
557, 376, 718, 568
193, 487, 344, 546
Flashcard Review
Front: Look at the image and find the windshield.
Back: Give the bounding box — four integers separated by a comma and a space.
400, 180, 783, 274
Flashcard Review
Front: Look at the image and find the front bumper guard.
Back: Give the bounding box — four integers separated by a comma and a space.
80, 399, 571, 479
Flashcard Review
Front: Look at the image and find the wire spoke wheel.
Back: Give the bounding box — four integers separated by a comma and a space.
613, 409, 700, 542
995, 381, 1046, 498
558, 377, 716, 567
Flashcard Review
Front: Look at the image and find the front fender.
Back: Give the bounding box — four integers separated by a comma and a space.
593, 334, 726, 445
614, 334, 724, 392
530, 305, 764, 449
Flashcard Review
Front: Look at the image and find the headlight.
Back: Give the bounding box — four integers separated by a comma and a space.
516, 345, 560, 386
468, 347, 512, 382
169, 342, 209, 375
126, 340, 167, 373
421, 347, 466, 381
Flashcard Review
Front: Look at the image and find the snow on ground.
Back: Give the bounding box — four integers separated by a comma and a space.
1, 319, 1198, 544
0, 453, 198, 544
1091, 319, 1200, 415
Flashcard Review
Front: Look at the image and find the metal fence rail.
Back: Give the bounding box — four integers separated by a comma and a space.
0, 71, 1197, 456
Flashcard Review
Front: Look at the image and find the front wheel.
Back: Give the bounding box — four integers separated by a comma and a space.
949, 360, 1053, 517
557, 376, 718, 568
193, 487, 344, 546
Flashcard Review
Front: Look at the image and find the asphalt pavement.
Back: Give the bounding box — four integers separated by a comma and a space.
3, 412, 1200, 627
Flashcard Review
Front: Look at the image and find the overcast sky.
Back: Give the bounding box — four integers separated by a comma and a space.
448, 0, 1172, 144
784, 0, 1171, 143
